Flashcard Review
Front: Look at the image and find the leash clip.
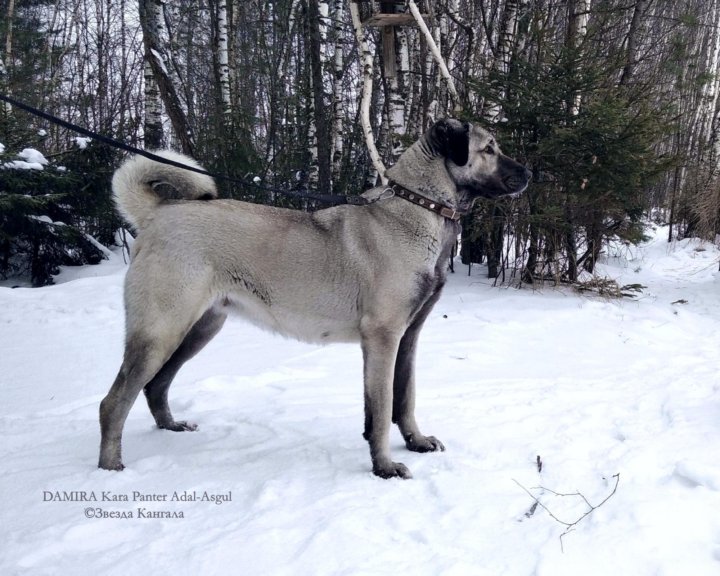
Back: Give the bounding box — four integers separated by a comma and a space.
378, 187, 396, 201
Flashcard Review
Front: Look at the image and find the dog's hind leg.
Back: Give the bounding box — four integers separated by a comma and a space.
143, 307, 227, 431
99, 335, 175, 471
392, 289, 446, 454
99, 296, 210, 471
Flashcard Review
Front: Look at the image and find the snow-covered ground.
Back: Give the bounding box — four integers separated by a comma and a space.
1, 226, 719, 575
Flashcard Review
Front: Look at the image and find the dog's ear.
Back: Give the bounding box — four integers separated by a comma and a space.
429, 119, 470, 166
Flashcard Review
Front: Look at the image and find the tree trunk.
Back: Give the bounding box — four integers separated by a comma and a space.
564, 200, 578, 281
138, 0, 195, 155
349, 0, 386, 184
216, 0, 232, 124
2, 0, 15, 114
618, 0, 648, 86
378, 3, 405, 162
487, 204, 505, 279
306, 0, 331, 193
566, 0, 590, 116
330, 0, 345, 185
484, 0, 522, 123
143, 57, 164, 149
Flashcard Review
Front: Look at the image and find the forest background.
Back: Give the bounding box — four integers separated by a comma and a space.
1, 0, 720, 286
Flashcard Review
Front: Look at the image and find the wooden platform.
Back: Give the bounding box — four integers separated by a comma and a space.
362, 13, 427, 27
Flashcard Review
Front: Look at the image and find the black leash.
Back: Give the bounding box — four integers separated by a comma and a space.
0, 93, 370, 207
1, 94, 468, 221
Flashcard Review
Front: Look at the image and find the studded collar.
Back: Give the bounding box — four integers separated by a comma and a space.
386, 181, 465, 221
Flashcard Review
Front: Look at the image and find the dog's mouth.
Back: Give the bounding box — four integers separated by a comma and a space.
456, 161, 531, 201
470, 174, 529, 199
502, 175, 530, 196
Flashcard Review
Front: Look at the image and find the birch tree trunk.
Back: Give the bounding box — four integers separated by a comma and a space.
305, 0, 331, 193
349, 0, 386, 185
618, 0, 648, 87
330, 0, 345, 183
380, 3, 405, 161
693, 0, 720, 162
567, 0, 590, 117
397, 27, 413, 134
563, 0, 591, 280
2, 0, 15, 113
217, 0, 232, 124
143, 57, 164, 149
484, 0, 522, 123
138, 0, 195, 155
408, 0, 460, 116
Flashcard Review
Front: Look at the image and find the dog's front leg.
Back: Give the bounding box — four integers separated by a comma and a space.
360, 319, 411, 479
393, 293, 446, 454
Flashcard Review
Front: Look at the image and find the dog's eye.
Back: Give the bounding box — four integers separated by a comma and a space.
484, 145, 495, 155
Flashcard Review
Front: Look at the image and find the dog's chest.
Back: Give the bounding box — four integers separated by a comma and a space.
409, 217, 457, 264
409, 220, 458, 308
431, 220, 459, 268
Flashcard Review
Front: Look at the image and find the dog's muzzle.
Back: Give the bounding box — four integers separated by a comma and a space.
504, 167, 532, 195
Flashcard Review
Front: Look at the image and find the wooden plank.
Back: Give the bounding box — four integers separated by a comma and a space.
362, 13, 427, 27
382, 26, 397, 78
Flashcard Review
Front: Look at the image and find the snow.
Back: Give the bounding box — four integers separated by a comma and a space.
1, 226, 719, 575
149, 48, 169, 75
3, 148, 49, 170
73, 137, 92, 150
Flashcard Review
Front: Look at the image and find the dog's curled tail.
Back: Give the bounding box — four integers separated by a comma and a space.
112, 150, 218, 230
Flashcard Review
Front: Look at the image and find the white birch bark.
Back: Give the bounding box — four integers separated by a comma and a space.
3, 0, 15, 113
4, 0, 14, 69
386, 26, 406, 160
142, 0, 164, 148
319, 1, 329, 61
407, 0, 461, 114
306, 1, 323, 188
398, 27, 411, 123
406, 28, 424, 137
694, 0, 720, 161
139, 0, 195, 154
569, 0, 590, 117
307, 80, 319, 187
330, 0, 345, 181
445, 0, 459, 88
144, 57, 163, 147
217, 0, 232, 122
484, 0, 522, 123
350, 1, 386, 184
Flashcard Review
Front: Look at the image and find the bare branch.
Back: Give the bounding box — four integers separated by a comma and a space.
514, 473, 621, 552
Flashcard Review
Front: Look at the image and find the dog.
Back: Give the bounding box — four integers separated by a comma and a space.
99, 118, 530, 478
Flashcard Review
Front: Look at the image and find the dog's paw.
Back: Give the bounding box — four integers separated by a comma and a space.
98, 459, 125, 472
158, 420, 198, 432
373, 461, 413, 480
405, 434, 445, 453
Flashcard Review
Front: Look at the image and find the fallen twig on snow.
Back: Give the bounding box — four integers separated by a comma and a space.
514, 473, 620, 552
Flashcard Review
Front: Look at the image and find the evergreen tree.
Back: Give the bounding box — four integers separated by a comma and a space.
463, 9, 677, 283
0, 130, 119, 286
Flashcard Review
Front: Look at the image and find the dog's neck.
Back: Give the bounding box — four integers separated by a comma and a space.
386, 182, 463, 221
385, 137, 459, 208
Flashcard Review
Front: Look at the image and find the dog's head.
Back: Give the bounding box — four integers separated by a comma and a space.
429, 119, 530, 201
